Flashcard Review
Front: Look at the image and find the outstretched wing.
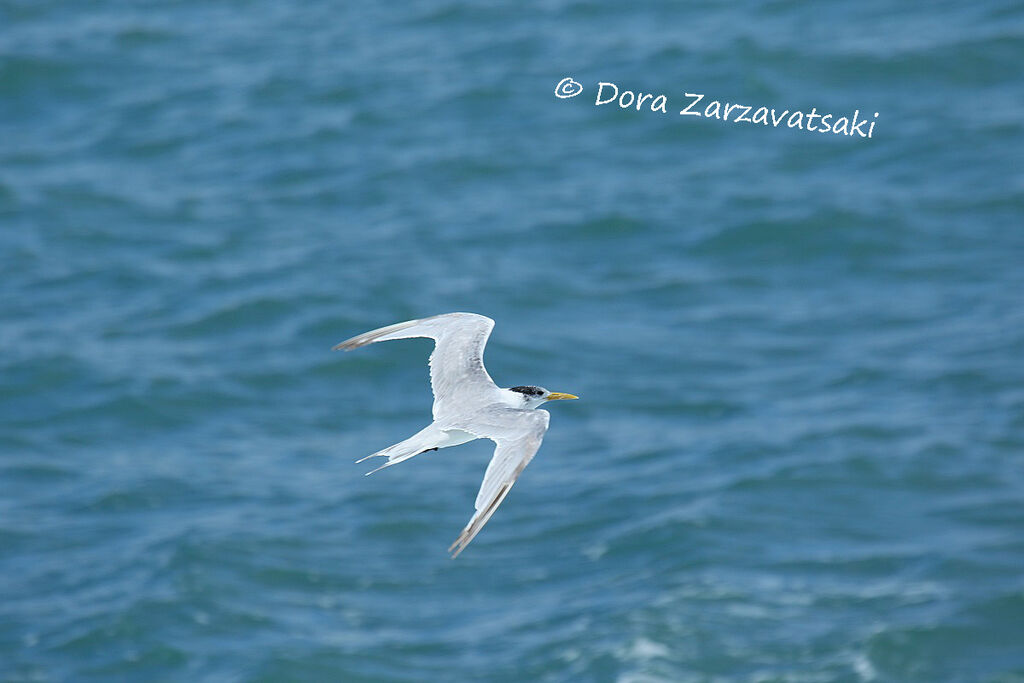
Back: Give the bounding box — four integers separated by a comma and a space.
334, 312, 499, 419
448, 408, 550, 558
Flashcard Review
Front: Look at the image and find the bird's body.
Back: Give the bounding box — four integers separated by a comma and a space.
334, 312, 577, 557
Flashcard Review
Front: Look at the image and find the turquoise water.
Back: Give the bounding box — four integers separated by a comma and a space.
2, 1, 1023, 680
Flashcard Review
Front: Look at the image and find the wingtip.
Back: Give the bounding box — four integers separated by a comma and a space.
448, 528, 471, 557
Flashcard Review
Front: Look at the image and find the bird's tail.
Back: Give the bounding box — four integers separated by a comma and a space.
357, 425, 442, 476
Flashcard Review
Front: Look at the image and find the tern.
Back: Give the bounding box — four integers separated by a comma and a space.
334, 312, 578, 558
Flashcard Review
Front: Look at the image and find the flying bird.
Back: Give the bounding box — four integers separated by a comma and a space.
334, 312, 578, 558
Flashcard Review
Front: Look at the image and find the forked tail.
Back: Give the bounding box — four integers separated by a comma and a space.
356, 425, 442, 475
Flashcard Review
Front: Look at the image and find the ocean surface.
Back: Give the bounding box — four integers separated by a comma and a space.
2, 1, 1023, 681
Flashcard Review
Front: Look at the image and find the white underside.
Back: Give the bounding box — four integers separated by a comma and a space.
435, 428, 478, 449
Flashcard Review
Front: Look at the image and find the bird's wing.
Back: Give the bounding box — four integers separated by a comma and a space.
447, 408, 550, 558
333, 312, 499, 419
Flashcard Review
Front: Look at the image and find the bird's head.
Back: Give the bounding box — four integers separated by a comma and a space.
507, 385, 579, 410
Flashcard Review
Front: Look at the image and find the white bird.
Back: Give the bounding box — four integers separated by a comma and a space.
334, 312, 578, 558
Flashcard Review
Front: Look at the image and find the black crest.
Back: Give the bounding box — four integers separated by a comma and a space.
510, 385, 545, 397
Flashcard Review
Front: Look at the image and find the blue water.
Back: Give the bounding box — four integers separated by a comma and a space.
2, 1, 1023, 680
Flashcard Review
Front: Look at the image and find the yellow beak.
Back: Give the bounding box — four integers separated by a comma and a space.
546, 392, 579, 401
